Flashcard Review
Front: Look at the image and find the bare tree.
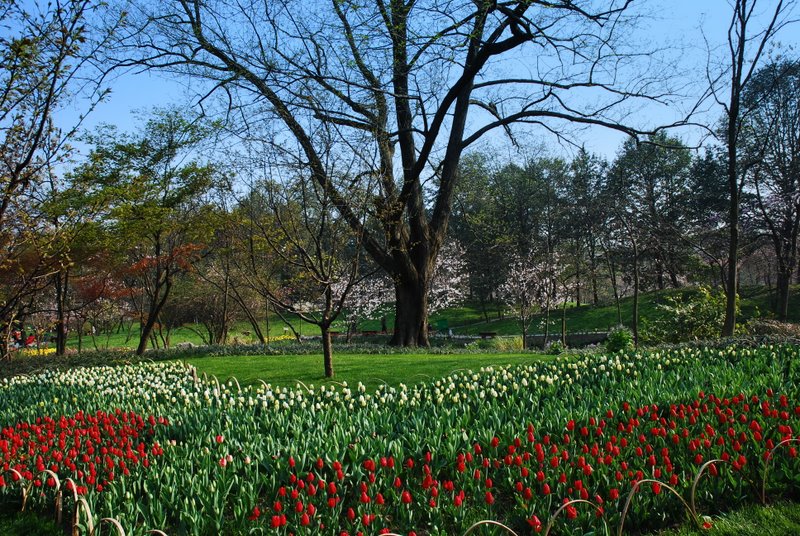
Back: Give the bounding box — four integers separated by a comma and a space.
706, 0, 797, 336
235, 175, 369, 378
119, 0, 675, 346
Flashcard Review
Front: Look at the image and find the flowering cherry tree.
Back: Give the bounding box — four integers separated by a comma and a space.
497, 252, 559, 349
338, 275, 394, 340
428, 241, 470, 315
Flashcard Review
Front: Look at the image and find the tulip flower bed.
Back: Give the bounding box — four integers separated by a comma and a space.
1, 410, 167, 496
1, 344, 800, 535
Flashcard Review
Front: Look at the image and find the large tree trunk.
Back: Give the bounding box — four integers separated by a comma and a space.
390, 275, 429, 347
776, 268, 792, 321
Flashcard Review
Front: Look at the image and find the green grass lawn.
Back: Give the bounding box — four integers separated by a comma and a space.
449, 285, 800, 336
185, 352, 551, 392
654, 501, 800, 535
65, 316, 348, 351
0, 506, 61, 536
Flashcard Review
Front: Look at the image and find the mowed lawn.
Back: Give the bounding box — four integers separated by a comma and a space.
185, 352, 552, 392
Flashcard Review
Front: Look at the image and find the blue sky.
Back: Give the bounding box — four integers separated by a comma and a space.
57, 0, 798, 164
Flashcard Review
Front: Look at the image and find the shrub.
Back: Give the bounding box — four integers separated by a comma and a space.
650, 286, 741, 343
544, 339, 565, 354
491, 336, 524, 351
606, 325, 634, 353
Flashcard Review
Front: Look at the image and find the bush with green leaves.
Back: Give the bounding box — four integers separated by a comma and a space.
606, 325, 634, 353
544, 339, 566, 354
650, 286, 743, 343
472, 335, 524, 351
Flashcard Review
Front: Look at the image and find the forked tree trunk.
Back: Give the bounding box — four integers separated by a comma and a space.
136, 280, 172, 355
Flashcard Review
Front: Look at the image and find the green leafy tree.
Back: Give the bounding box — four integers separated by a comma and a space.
742, 59, 800, 320
565, 149, 607, 305
607, 134, 694, 290
449, 153, 506, 319
73, 109, 223, 354
686, 149, 730, 287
